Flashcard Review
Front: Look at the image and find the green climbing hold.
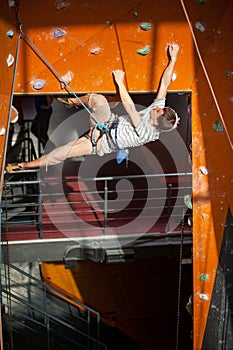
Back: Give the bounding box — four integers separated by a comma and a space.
200, 274, 208, 282
214, 120, 224, 132
137, 45, 150, 56
140, 23, 152, 31
184, 194, 192, 209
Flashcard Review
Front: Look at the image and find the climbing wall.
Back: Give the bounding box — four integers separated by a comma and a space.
1, 0, 233, 349
0, 2, 18, 192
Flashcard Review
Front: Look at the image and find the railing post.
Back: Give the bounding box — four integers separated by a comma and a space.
103, 180, 108, 236
38, 182, 43, 239
167, 183, 173, 232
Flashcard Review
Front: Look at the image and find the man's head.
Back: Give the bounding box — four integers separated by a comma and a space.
149, 106, 180, 132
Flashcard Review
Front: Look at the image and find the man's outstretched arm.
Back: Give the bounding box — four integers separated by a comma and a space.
156, 43, 179, 99
112, 69, 142, 128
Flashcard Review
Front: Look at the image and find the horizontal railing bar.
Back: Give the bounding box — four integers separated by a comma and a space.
4, 172, 192, 186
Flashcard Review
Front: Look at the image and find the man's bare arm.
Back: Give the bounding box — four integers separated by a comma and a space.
112, 69, 142, 128
156, 43, 179, 99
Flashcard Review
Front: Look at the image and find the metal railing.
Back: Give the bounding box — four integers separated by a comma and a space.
1, 263, 107, 350
1, 170, 192, 240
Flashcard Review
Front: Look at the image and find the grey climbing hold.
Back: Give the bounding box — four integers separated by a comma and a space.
140, 23, 152, 31
90, 46, 101, 55
195, 22, 206, 32
6, 29, 14, 38
55, 0, 70, 11
200, 166, 208, 175
54, 28, 66, 39
0, 127, 6, 136
133, 12, 138, 19
8, 0, 15, 7
7, 54, 14, 67
214, 120, 224, 132
137, 45, 150, 55
33, 79, 45, 90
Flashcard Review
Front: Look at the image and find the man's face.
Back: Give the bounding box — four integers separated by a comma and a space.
149, 107, 164, 126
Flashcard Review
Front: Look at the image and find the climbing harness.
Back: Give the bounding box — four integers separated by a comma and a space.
85, 120, 129, 163
84, 124, 110, 155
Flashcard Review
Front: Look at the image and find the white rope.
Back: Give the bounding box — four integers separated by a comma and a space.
180, 0, 233, 150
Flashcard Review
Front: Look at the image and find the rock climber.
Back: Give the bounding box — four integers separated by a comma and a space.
6, 43, 180, 172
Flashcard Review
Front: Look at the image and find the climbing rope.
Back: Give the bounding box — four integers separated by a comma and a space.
175, 209, 186, 350
179, 0, 233, 150
175, 94, 192, 350
19, 30, 109, 133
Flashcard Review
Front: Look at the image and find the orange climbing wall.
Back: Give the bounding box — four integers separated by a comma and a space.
0, 3, 18, 192
1, 0, 233, 349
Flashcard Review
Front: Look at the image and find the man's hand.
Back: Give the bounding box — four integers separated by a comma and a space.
168, 43, 179, 62
156, 43, 179, 99
112, 69, 125, 86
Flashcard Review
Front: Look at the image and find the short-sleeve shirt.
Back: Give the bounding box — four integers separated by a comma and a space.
101, 98, 165, 154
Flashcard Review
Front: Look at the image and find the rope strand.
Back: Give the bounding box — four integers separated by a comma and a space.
20, 31, 108, 131
179, 0, 233, 150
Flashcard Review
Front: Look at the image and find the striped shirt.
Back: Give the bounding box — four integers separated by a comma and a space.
101, 98, 165, 154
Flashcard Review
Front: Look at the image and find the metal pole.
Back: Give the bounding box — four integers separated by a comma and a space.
103, 180, 108, 236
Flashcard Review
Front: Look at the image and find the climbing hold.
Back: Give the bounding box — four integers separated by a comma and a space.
200, 274, 208, 282
225, 71, 233, 77
90, 46, 102, 55
187, 216, 192, 226
8, 0, 15, 7
54, 28, 66, 39
133, 12, 138, 19
200, 166, 208, 175
186, 295, 193, 317
137, 45, 150, 56
198, 293, 209, 300
0, 127, 6, 136
195, 22, 206, 32
55, 0, 70, 11
214, 120, 224, 132
6, 54, 14, 67
140, 23, 152, 31
33, 79, 45, 90
6, 29, 14, 38
60, 71, 74, 89
184, 194, 192, 209
196, 0, 205, 3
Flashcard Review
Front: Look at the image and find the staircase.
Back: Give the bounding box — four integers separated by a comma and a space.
1, 263, 107, 350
